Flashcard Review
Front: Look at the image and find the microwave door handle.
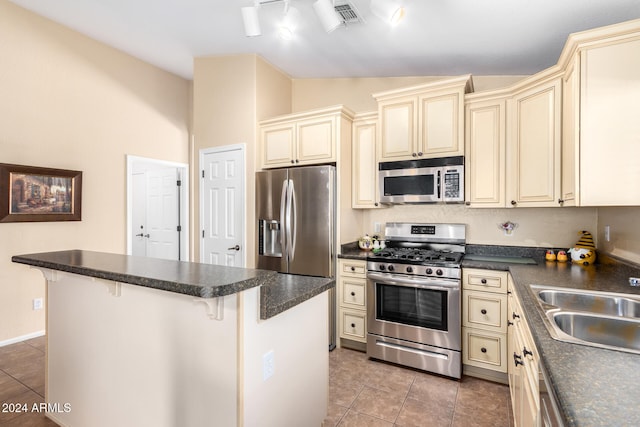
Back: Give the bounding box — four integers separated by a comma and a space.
437, 170, 441, 199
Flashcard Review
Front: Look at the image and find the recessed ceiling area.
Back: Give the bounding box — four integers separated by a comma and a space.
9, 0, 640, 80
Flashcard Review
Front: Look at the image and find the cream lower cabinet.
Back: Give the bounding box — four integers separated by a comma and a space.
352, 112, 383, 209
508, 275, 540, 427
259, 105, 354, 169
462, 268, 508, 375
337, 259, 367, 346
507, 75, 562, 208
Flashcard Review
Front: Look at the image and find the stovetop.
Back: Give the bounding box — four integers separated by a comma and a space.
368, 247, 463, 266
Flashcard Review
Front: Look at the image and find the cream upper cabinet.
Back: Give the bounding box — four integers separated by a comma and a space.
464, 95, 507, 208
352, 112, 383, 209
507, 75, 562, 208
259, 106, 354, 169
373, 75, 473, 162
560, 28, 640, 206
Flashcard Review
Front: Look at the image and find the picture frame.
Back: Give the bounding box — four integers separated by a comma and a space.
0, 163, 82, 223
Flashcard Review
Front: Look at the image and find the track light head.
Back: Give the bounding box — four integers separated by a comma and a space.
370, 0, 405, 27
313, 0, 343, 33
241, 6, 261, 37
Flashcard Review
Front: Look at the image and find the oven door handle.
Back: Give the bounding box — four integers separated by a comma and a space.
367, 272, 459, 290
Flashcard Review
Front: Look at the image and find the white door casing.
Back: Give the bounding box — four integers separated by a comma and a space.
126, 155, 189, 261
200, 145, 245, 267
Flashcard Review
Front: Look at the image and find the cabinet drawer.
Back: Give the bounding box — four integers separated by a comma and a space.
340, 260, 366, 277
340, 310, 367, 342
463, 327, 507, 373
463, 291, 508, 332
340, 277, 366, 309
463, 268, 508, 293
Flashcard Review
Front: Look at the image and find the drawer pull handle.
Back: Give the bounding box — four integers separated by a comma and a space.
481, 279, 487, 284
523, 347, 533, 357
512, 312, 520, 320
507, 320, 514, 326
481, 347, 487, 353
481, 309, 487, 315
350, 323, 356, 328
513, 353, 524, 367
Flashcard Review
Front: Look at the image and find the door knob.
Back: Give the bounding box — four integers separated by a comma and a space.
228, 245, 240, 251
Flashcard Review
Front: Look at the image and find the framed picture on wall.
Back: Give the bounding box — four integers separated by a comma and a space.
0, 163, 82, 223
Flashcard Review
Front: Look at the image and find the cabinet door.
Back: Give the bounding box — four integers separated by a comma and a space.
579, 37, 640, 206
419, 91, 464, 157
378, 97, 417, 161
561, 56, 579, 206
261, 123, 295, 169
509, 78, 562, 207
352, 117, 381, 208
465, 99, 506, 207
296, 116, 336, 165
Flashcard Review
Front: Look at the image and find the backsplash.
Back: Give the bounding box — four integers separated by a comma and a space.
597, 206, 640, 265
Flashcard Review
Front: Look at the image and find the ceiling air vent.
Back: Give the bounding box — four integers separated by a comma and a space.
334, 1, 364, 25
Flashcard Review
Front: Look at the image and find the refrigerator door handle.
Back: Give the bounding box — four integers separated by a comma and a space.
280, 179, 288, 257
285, 179, 294, 260
289, 179, 297, 261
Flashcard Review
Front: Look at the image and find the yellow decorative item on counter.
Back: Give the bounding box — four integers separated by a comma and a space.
568, 231, 596, 265
556, 250, 568, 263
545, 250, 556, 261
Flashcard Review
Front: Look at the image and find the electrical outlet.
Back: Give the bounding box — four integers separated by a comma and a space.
263, 350, 274, 381
604, 225, 611, 242
374, 222, 381, 233
33, 298, 43, 310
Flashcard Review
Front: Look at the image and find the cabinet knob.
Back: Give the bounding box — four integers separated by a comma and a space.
412, 152, 418, 157
350, 266, 355, 271
512, 312, 520, 320
350, 323, 356, 328
350, 291, 356, 297
417, 152, 423, 157
511, 200, 517, 206
295, 159, 300, 163
481, 309, 487, 315
465, 201, 471, 206
507, 320, 514, 326
291, 160, 295, 164
558, 198, 564, 205
374, 203, 379, 207
523, 347, 533, 357
481, 347, 487, 353
481, 278, 487, 284
513, 353, 524, 367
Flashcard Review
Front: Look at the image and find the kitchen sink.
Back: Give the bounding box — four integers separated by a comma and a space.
529, 285, 640, 354
551, 311, 640, 353
535, 287, 640, 318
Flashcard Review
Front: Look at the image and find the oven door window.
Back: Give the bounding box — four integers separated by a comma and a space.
376, 283, 447, 331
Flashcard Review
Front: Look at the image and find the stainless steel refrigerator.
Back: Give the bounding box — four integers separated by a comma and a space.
256, 165, 336, 350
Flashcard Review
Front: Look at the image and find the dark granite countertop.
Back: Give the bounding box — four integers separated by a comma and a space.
12, 250, 334, 320
339, 242, 640, 425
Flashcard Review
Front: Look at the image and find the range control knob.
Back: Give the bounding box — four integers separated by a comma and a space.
426, 268, 433, 275
387, 265, 395, 272
379, 264, 386, 271
436, 269, 443, 276
406, 266, 413, 273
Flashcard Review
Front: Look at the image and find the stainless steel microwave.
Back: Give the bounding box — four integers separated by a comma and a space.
378, 156, 464, 204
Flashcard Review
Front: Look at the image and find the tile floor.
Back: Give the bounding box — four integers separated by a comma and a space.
0, 336, 58, 426
325, 347, 513, 427
0, 337, 512, 427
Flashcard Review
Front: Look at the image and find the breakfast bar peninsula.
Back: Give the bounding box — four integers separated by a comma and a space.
12, 250, 334, 427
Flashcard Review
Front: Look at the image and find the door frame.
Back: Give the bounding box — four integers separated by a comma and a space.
126, 155, 190, 260
199, 144, 246, 267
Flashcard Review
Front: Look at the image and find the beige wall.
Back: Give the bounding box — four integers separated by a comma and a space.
192, 55, 291, 267
597, 207, 640, 264
0, 1, 190, 343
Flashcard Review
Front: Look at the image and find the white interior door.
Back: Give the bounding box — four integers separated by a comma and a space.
145, 168, 180, 260
200, 145, 245, 267
127, 156, 189, 261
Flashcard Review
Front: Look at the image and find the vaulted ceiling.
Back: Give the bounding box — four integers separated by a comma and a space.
9, 0, 640, 79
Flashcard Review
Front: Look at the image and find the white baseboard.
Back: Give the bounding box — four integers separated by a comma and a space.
0, 330, 46, 347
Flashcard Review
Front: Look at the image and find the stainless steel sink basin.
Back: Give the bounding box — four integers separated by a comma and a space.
536, 287, 640, 318
529, 285, 640, 354
551, 311, 640, 353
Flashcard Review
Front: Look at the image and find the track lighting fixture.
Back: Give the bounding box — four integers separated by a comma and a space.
370, 0, 405, 26
313, 0, 343, 33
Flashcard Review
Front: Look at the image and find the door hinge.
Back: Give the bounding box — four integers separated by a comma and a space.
177, 180, 182, 187
177, 225, 182, 232
201, 170, 205, 178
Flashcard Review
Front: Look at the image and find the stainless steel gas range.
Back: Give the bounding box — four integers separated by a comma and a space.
366, 223, 465, 379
